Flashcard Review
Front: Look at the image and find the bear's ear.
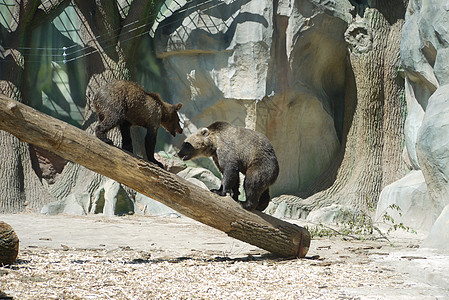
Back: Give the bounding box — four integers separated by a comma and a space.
200, 128, 209, 137
174, 103, 183, 111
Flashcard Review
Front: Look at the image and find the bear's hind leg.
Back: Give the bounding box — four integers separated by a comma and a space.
242, 185, 262, 210
95, 114, 121, 146
256, 189, 270, 211
242, 168, 266, 210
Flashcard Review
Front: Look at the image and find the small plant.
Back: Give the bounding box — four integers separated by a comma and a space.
306, 222, 339, 238
337, 209, 383, 240
307, 203, 416, 241
378, 203, 416, 236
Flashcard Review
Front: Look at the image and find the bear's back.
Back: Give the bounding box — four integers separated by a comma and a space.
96, 80, 163, 127
122, 82, 163, 127
210, 122, 278, 175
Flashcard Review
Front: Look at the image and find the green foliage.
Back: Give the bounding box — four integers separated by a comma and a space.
306, 223, 339, 238
306, 203, 416, 241
379, 204, 416, 236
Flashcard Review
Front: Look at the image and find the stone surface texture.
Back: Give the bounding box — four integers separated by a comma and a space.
376, 171, 433, 231
35, 0, 449, 250
154, 0, 449, 249
380, 0, 449, 248
422, 203, 449, 249
154, 0, 351, 196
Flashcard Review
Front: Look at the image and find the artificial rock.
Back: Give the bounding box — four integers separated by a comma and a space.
154, 0, 349, 196
379, 0, 449, 248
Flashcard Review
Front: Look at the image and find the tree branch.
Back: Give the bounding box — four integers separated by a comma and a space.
0, 95, 311, 258
73, 0, 121, 55
119, 0, 161, 61
31, 0, 72, 28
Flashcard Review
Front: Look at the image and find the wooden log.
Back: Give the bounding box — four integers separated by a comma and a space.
0, 95, 311, 258
0, 221, 19, 265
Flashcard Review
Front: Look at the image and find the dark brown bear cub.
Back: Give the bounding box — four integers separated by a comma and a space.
93, 80, 183, 168
178, 121, 279, 211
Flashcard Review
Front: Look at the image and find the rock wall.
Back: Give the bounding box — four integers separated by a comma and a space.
155, 0, 449, 249
376, 0, 449, 248
154, 0, 352, 195
34, 0, 449, 248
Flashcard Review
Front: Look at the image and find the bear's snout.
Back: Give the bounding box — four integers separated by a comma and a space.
168, 126, 182, 137
178, 142, 194, 161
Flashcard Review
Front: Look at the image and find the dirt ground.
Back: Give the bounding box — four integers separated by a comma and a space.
1, 213, 448, 299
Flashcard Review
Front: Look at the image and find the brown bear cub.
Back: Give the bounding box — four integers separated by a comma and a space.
178, 121, 279, 211
93, 80, 183, 168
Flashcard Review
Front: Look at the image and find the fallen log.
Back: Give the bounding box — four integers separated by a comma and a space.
0, 95, 310, 258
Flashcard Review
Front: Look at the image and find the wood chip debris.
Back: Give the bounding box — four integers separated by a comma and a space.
0, 247, 408, 299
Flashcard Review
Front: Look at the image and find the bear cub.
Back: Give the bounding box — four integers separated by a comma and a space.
93, 80, 183, 168
178, 121, 279, 211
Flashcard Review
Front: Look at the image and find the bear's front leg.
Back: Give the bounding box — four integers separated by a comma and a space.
210, 185, 223, 195
145, 127, 164, 169
211, 184, 240, 202
216, 164, 240, 201
120, 120, 133, 153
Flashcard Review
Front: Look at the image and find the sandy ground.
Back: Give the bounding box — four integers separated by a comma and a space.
1, 213, 448, 299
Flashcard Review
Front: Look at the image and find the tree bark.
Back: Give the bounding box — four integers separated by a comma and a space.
47, 0, 163, 203
0, 0, 70, 212
271, 1, 407, 216
0, 95, 311, 258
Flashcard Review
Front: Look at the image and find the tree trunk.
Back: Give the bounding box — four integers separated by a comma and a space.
46, 0, 162, 203
0, 1, 68, 212
0, 1, 163, 212
0, 95, 311, 258
271, 1, 407, 215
